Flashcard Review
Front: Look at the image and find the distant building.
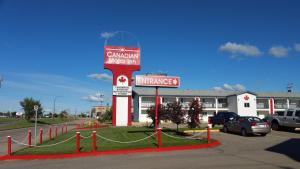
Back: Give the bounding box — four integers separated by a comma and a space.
91, 106, 111, 118
132, 89, 300, 123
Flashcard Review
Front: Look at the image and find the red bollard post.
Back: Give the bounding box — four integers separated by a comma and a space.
49, 127, 52, 140
207, 126, 211, 143
157, 128, 162, 148
61, 126, 64, 134
55, 126, 58, 138
40, 128, 43, 144
28, 130, 32, 148
92, 131, 96, 152
76, 132, 80, 153
65, 125, 68, 133
7, 136, 11, 156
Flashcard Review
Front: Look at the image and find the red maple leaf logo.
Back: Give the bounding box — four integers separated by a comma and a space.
244, 95, 249, 100
119, 76, 126, 83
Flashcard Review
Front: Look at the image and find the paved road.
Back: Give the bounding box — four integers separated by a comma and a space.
0, 120, 83, 156
1, 129, 299, 169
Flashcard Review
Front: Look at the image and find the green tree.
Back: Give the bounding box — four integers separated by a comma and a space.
98, 108, 112, 122
59, 110, 68, 118
146, 104, 168, 128
167, 101, 186, 132
187, 99, 203, 128
20, 97, 43, 121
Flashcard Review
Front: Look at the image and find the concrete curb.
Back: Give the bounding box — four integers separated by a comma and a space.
184, 129, 220, 133
0, 140, 221, 161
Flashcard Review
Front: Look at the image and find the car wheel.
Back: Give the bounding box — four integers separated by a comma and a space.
261, 133, 267, 136
241, 128, 247, 137
223, 126, 228, 133
271, 122, 280, 131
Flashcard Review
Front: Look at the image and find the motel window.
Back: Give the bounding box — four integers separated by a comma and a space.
244, 103, 250, 107
142, 97, 155, 103
180, 98, 184, 103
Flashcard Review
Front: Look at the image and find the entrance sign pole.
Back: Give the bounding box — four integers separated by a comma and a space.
155, 86, 159, 130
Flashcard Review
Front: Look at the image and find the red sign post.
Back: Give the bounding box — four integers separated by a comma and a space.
104, 45, 141, 127
135, 75, 180, 130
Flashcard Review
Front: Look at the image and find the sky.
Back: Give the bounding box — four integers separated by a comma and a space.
1, 0, 300, 113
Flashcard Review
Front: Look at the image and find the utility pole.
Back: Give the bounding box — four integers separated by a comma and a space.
53, 96, 62, 118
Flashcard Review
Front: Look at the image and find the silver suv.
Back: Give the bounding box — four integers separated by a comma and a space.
223, 116, 271, 136
269, 108, 300, 131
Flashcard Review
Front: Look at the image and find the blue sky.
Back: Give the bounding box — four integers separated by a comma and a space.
1, 0, 300, 113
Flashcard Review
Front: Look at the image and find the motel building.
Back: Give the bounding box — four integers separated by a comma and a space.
132, 88, 300, 123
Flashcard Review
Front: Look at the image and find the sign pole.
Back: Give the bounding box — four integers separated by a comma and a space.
34, 105, 39, 146
155, 86, 159, 130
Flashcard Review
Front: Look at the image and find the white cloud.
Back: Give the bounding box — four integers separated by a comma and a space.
100, 32, 115, 39
5, 72, 97, 95
219, 42, 262, 57
213, 83, 246, 92
88, 73, 112, 82
294, 43, 300, 52
268, 45, 290, 58
82, 92, 105, 102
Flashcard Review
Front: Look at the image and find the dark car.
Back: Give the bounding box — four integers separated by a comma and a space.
210, 112, 238, 127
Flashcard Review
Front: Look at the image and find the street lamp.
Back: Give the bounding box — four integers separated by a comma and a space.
34, 105, 39, 145
53, 96, 62, 118
96, 92, 104, 106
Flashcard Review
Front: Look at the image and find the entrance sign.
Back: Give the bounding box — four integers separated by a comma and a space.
104, 45, 141, 127
104, 46, 140, 66
135, 75, 180, 88
135, 74, 180, 130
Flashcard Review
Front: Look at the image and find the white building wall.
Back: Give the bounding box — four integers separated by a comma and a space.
138, 96, 162, 123
237, 93, 257, 117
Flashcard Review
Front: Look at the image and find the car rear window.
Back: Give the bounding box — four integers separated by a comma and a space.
287, 111, 293, 116
296, 110, 300, 117
247, 117, 263, 122
276, 111, 284, 116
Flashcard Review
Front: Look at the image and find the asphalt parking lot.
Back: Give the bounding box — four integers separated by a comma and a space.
1, 130, 299, 169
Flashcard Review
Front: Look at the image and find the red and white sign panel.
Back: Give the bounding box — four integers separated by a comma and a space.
135, 75, 180, 88
104, 46, 140, 66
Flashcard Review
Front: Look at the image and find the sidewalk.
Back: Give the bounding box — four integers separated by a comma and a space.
0, 120, 82, 156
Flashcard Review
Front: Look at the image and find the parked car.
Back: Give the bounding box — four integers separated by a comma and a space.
265, 108, 300, 131
223, 116, 271, 136
210, 112, 238, 127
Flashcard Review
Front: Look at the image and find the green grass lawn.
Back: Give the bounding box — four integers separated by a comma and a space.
13, 127, 207, 155
0, 118, 21, 123
0, 118, 73, 131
